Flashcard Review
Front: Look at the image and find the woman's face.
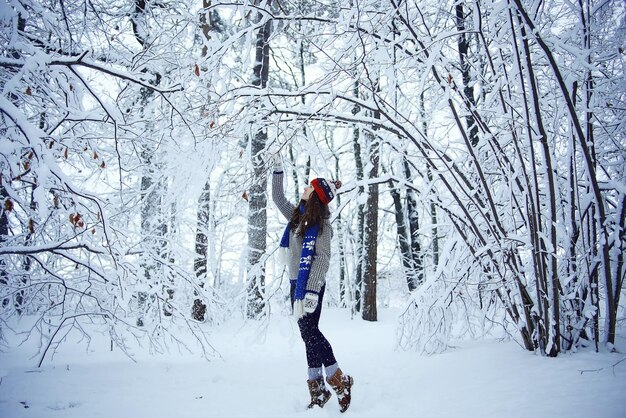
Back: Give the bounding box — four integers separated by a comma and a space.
301, 185, 314, 201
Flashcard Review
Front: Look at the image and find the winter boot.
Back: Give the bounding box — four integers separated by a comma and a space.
326, 368, 353, 413
306, 377, 332, 409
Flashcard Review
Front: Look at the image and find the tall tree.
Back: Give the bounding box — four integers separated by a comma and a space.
133, 0, 169, 327
361, 127, 379, 321
192, 0, 217, 322
351, 83, 365, 313
246, 0, 273, 319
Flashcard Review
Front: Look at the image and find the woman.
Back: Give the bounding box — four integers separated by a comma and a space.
272, 157, 353, 413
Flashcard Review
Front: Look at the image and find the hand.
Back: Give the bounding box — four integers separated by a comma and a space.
303, 292, 319, 314
293, 292, 318, 319
271, 154, 284, 172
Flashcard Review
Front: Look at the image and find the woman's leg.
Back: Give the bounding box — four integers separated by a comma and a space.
290, 283, 337, 369
290, 282, 352, 412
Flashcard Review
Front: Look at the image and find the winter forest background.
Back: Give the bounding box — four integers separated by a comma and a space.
0, 0, 625, 369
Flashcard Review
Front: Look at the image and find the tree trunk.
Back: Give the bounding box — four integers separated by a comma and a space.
362, 100, 380, 321
580, 0, 600, 350
0, 182, 9, 310
193, 181, 210, 321
352, 79, 364, 313
132, 0, 170, 327
403, 158, 423, 287
613, 195, 626, 316
192, 0, 215, 322
2, 12, 26, 312
246, 2, 272, 319
389, 177, 417, 291
455, 3, 479, 147
137, 141, 166, 326
420, 93, 439, 268
515, 11, 560, 356
333, 148, 347, 307
200, 0, 212, 57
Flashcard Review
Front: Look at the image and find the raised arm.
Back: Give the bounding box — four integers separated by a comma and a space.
272, 169, 295, 220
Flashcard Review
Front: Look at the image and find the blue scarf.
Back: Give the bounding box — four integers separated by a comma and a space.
279, 204, 320, 301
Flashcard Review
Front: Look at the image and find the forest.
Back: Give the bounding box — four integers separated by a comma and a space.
0, 0, 625, 367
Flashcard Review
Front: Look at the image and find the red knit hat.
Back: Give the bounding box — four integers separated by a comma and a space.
311, 178, 340, 205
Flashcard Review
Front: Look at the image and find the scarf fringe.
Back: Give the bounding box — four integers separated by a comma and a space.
277, 246, 289, 266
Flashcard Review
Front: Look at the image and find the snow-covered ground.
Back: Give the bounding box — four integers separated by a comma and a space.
1, 308, 624, 418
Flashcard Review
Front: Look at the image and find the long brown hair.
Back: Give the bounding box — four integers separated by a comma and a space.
290, 192, 330, 236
